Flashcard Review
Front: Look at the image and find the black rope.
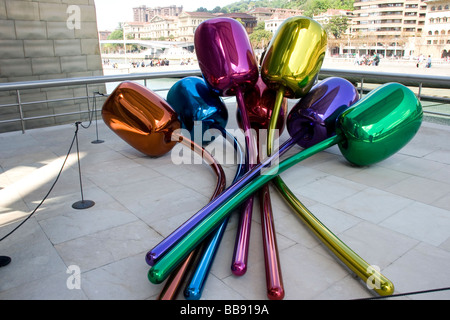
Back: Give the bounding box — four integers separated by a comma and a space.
357, 286, 450, 300
80, 92, 93, 129
0, 123, 78, 242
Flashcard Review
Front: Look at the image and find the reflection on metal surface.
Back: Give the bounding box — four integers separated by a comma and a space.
101, 16, 424, 299
147, 83, 421, 298
238, 77, 288, 299
337, 82, 423, 166
261, 16, 327, 99
102, 81, 179, 158
262, 16, 327, 157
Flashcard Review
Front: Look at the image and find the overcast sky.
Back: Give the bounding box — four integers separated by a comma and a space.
94, 0, 238, 30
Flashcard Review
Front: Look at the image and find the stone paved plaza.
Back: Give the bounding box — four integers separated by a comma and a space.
0, 100, 450, 300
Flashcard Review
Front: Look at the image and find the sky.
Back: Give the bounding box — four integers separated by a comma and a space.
94, 0, 238, 31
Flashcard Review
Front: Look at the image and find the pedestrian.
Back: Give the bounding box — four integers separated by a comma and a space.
373, 53, 380, 66
417, 54, 424, 68
426, 55, 432, 68
354, 53, 360, 65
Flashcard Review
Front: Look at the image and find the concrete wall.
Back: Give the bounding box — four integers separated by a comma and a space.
0, 0, 105, 133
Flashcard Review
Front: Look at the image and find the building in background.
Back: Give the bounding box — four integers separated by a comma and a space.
98, 30, 112, 40
133, 5, 183, 22
177, 11, 216, 42
265, 13, 293, 33
423, 0, 450, 58
351, 0, 427, 57
120, 2, 450, 59
122, 21, 147, 39
219, 12, 258, 34
145, 15, 178, 40
133, 5, 149, 22
314, 9, 354, 56
248, 7, 304, 22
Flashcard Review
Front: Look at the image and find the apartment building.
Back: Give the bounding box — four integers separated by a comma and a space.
133, 6, 149, 23
248, 7, 304, 22
133, 5, 183, 22
122, 21, 147, 39
351, 0, 428, 57
123, 11, 258, 42
177, 12, 217, 42
423, 0, 450, 58
123, 2, 449, 59
265, 13, 293, 33
123, 17, 178, 40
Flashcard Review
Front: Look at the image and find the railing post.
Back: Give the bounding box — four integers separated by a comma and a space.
16, 90, 25, 134
91, 92, 104, 144
418, 82, 422, 101
85, 84, 91, 122
360, 77, 364, 99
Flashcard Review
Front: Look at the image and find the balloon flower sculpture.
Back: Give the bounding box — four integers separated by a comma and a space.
237, 76, 288, 299
194, 17, 260, 281
166, 76, 246, 300
102, 16, 423, 299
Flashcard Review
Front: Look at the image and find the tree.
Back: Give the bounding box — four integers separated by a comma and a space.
249, 22, 273, 49
303, 0, 354, 16
103, 27, 125, 54
324, 16, 349, 39
108, 28, 124, 40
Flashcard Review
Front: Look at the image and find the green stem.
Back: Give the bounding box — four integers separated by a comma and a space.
148, 135, 341, 285
267, 87, 285, 157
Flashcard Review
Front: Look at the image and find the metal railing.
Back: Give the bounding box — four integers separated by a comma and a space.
318, 68, 450, 118
0, 70, 202, 133
0, 68, 449, 133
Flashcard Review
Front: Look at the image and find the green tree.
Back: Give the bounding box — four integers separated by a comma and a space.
340, 0, 355, 10
220, 0, 355, 13
302, 0, 355, 15
324, 16, 349, 39
108, 28, 123, 40
103, 27, 124, 53
249, 22, 273, 49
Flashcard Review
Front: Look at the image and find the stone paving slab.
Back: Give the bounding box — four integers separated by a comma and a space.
0, 103, 450, 300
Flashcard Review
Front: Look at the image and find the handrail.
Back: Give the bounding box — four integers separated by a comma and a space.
318, 68, 450, 89
0, 68, 448, 92
0, 68, 448, 133
0, 69, 202, 92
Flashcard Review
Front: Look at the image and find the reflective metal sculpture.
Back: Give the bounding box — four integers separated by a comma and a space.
195, 17, 259, 166
195, 17, 259, 277
101, 79, 226, 230
261, 16, 327, 155
160, 77, 245, 300
147, 82, 422, 297
102, 17, 425, 299
237, 76, 288, 299
102, 81, 180, 158
166, 76, 229, 146
145, 77, 360, 268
